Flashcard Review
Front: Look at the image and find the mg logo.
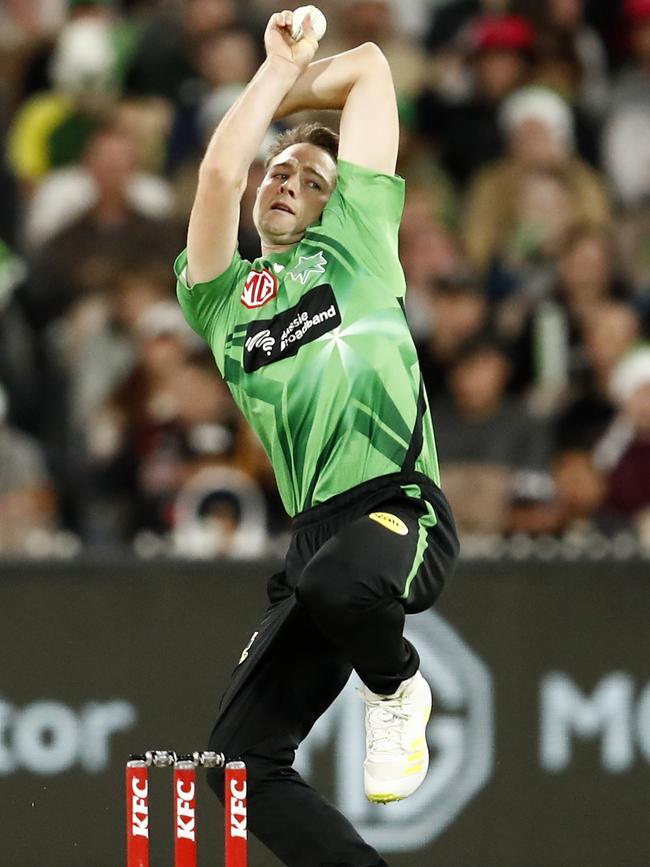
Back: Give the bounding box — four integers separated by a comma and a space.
241, 269, 278, 309
296, 610, 494, 852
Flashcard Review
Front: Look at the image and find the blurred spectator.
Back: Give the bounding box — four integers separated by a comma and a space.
603, 0, 650, 207
68, 263, 174, 433
549, 448, 606, 535
463, 86, 611, 272
514, 0, 610, 114
111, 97, 174, 176
527, 32, 601, 166
0, 382, 58, 555
0, 240, 40, 433
26, 124, 182, 328
506, 469, 559, 536
167, 25, 262, 174
505, 223, 626, 405
416, 13, 535, 185
617, 206, 650, 313
24, 120, 174, 249
552, 223, 622, 322
7, 10, 120, 184
196, 26, 262, 124
417, 271, 490, 399
0, 0, 65, 121
603, 108, 650, 208
81, 307, 239, 544
124, 0, 237, 102
556, 300, 642, 451
21, 158, 179, 514
172, 465, 268, 558
0, 135, 18, 247
432, 335, 551, 533
611, 0, 650, 110
423, 0, 521, 45
385, 0, 442, 39
595, 346, 650, 542
580, 301, 641, 393
400, 205, 465, 341
322, 0, 428, 98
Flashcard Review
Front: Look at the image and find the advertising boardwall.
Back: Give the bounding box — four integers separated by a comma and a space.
1, 559, 649, 866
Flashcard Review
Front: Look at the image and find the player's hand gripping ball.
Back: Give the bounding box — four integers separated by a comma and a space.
291, 5, 327, 42
265, 9, 322, 71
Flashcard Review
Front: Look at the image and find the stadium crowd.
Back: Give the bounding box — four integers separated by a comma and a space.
1, 0, 650, 557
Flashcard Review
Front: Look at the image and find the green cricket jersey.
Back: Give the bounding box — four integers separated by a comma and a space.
175, 159, 440, 517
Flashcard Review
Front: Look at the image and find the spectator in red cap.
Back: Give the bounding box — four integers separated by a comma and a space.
472, 14, 535, 55
625, 0, 650, 20
513, 0, 610, 115
416, 14, 535, 185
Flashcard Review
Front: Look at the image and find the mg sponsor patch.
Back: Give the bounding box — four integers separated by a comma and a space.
241, 268, 278, 309
243, 284, 341, 372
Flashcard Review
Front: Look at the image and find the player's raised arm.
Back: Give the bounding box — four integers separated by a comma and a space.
186, 11, 319, 285
275, 42, 400, 175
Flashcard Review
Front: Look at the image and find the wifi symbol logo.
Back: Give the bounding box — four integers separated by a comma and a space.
245, 329, 276, 357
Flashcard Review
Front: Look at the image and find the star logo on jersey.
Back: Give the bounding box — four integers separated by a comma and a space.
287, 251, 327, 285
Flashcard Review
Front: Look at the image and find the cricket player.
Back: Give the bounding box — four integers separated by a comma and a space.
175, 10, 459, 865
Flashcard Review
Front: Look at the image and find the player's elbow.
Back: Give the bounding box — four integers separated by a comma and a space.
358, 42, 390, 73
198, 157, 244, 191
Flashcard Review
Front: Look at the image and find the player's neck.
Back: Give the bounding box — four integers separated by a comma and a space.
261, 240, 300, 257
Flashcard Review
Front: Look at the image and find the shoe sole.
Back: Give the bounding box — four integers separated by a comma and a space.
366, 793, 405, 804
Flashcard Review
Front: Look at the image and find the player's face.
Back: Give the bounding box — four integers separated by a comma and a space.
254, 143, 337, 247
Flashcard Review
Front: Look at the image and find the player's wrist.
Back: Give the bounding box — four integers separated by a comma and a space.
264, 54, 304, 85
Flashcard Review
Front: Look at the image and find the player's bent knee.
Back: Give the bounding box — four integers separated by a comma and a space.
297, 562, 364, 615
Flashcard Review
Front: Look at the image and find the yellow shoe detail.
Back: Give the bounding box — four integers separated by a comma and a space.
367, 793, 404, 804
408, 750, 426, 763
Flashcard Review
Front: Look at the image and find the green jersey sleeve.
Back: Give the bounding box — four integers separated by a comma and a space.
314, 159, 405, 278
174, 248, 250, 370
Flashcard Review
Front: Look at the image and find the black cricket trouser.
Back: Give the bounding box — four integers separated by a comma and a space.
207, 471, 459, 867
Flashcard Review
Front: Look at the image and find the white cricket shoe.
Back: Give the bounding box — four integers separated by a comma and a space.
358, 671, 432, 804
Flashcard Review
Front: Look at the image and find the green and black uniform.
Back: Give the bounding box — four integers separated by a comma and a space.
176, 161, 459, 867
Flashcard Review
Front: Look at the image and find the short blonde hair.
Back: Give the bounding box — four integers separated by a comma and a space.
265, 122, 339, 170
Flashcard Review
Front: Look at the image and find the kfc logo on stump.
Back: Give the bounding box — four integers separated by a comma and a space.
241, 268, 278, 309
